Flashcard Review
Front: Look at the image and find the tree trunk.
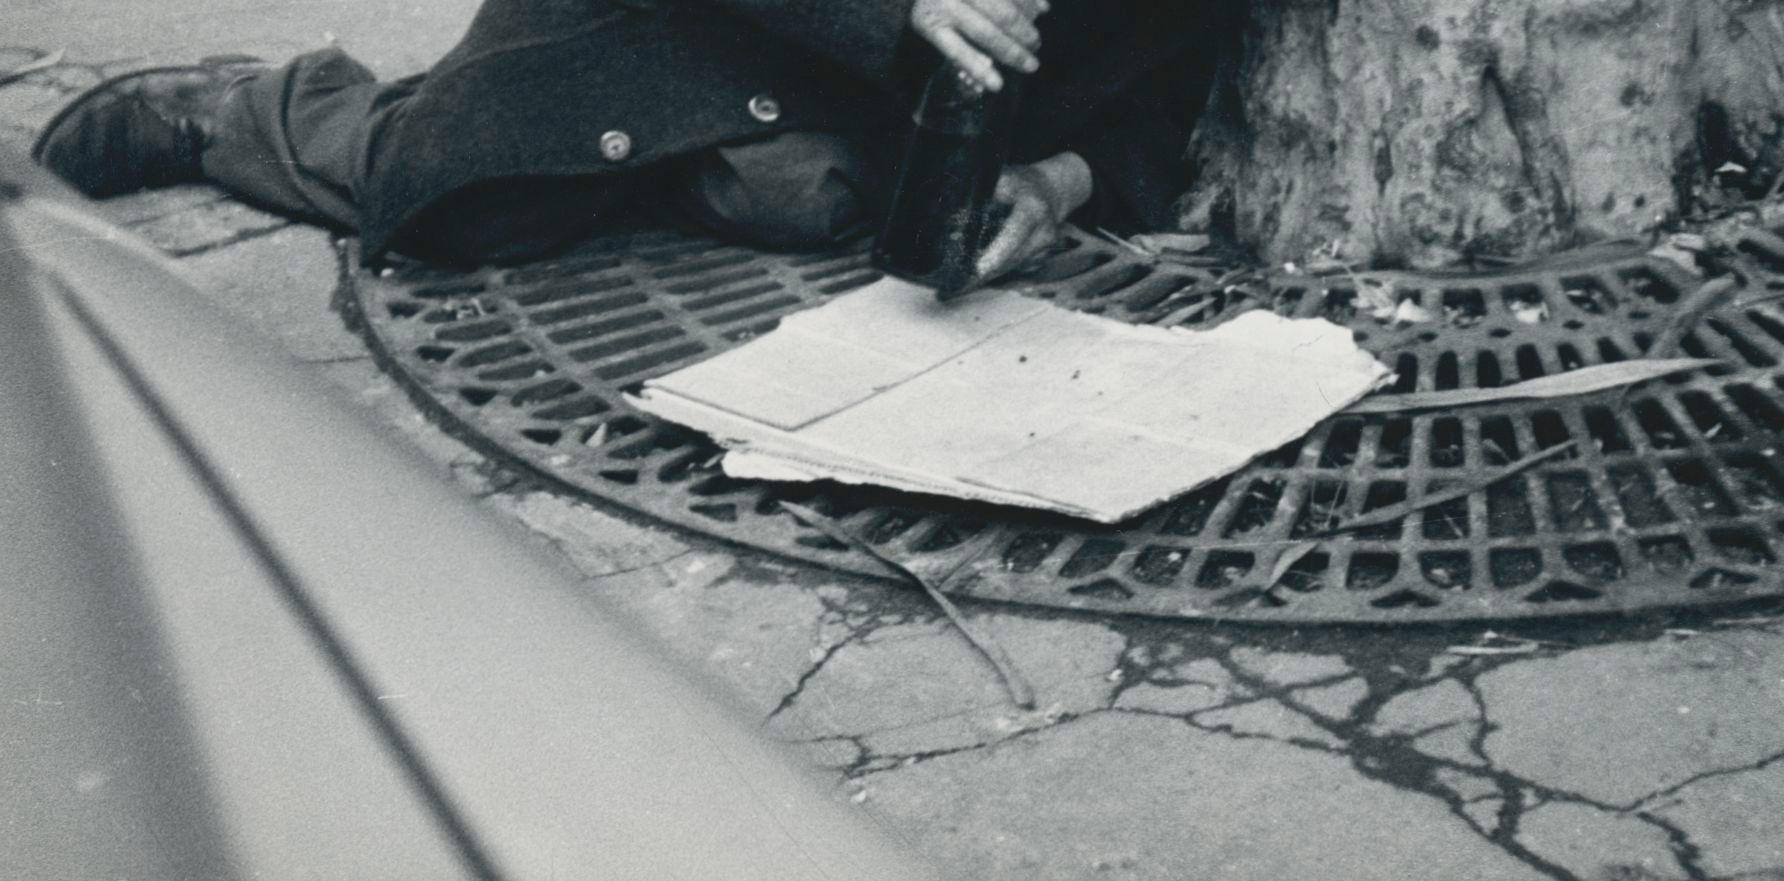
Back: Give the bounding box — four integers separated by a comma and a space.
1181, 0, 1784, 269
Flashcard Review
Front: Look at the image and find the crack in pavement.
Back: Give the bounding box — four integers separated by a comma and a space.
785, 611, 1784, 881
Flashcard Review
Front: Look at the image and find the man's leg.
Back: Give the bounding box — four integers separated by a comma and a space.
198, 48, 399, 230
659, 131, 892, 249
37, 47, 620, 266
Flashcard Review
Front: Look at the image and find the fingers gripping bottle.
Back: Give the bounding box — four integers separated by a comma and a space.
872, 62, 1024, 301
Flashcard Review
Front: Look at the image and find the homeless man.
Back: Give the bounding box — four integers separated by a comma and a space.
34, 0, 1204, 280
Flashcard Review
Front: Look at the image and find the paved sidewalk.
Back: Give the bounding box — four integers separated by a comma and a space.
7, 6, 1784, 879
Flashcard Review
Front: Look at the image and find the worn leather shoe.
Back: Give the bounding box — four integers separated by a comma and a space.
31, 63, 258, 198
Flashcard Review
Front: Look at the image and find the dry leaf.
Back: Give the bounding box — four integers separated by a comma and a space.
1649, 241, 1703, 276
1446, 644, 1540, 657
1392, 299, 1433, 326
1355, 278, 1398, 321
1346, 358, 1719, 415
584, 422, 610, 448
1511, 301, 1550, 324
1131, 232, 1212, 255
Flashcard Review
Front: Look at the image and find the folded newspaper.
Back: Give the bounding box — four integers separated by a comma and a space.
630, 278, 1391, 524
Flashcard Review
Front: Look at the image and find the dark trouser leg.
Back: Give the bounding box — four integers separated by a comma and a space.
202, 48, 400, 229
202, 47, 621, 265
658, 131, 892, 249
206, 48, 880, 263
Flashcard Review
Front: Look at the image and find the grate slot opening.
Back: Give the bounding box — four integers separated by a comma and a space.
1430, 418, 1465, 467
1487, 478, 1538, 537
1375, 419, 1413, 467
1677, 391, 1742, 442
1639, 535, 1695, 574
1224, 479, 1287, 536
1609, 464, 1676, 527
1420, 491, 1470, 539
456, 341, 531, 368
1525, 580, 1604, 603
1391, 354, 1419, 393
1743, 308, 1784, 350
1560, 275, 1616, 313
1476, 350, 1505, 388
1276, 551, 1330, 592
516, 282, 639, 313
533, 396, 608, 421
1132, 546, 1191, 585
1061, 539, 1128, 577
1160, 479, 1230, 537
1582, 406, 1633, 454
1489, 548, 1543, 588
1435, 352, 1461, 390
1318, 421, 1363, 468
1292, 481, 1351, 537
1442, 288, 1488, 322
1342, 552, 1398, 591
1563, 542, 1625, 581
1547, 471, 1610, 531
1708, 527, 1776, 565
1419, 551, 1471, 590
1706, 318, 1777, 367
1617, 267, 1680, 304
1666, 459, 1738, 517
1481, 416, 1524, 464
1514, 344, 1547, 380
1356, 482, 1408, 539
1719, 451, 1784, 511
1724, 384, 1784, 432
544, 309, 664, 345
1631, 399, 1690, 450
1196, 552, 1255, 589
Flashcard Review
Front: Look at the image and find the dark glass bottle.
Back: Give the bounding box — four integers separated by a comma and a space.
872, 63, 1024, 301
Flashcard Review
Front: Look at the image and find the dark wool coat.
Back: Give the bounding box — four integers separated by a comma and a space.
361, 0, 1204, 258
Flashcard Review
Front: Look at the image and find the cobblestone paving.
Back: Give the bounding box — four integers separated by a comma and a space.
8, 32, 1784, 881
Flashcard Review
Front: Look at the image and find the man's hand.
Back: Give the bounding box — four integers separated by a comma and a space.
909, 0, 1047, 92
976, 151, 1093, 282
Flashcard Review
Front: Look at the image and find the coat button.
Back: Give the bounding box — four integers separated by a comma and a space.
747, 94, 781, 123
599, 130, 632, 162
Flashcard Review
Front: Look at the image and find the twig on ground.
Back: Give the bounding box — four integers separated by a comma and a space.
1313, 441, 1577, 537
780, 502, 1037, 710
1266, 541, 1320, 587
0, 49, 65, 87
1647, 276, 1744, 359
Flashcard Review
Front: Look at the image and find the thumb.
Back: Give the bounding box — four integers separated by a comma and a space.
976, 199, 1039, 278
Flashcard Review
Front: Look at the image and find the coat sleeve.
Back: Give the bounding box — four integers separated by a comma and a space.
694, 0, 919, 83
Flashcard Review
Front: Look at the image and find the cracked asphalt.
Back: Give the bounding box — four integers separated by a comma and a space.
8, 4, 1784, 879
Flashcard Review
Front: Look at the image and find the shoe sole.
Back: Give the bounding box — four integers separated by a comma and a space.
29, 60, 265, 165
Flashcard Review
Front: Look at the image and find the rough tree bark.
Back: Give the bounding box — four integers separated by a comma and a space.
1180, 0, 1784, 268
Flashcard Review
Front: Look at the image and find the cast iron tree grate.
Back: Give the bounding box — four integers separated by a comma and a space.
342, 219, 1784, 622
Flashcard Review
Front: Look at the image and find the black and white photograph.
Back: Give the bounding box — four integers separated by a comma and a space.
6, 0, 1784, 878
